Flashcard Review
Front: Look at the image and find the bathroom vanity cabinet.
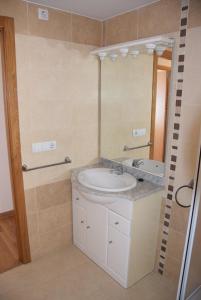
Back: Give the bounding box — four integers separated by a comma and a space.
72, 186, 162, 288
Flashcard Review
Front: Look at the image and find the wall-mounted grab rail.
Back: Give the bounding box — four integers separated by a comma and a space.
123, 141, 152, 152
22, 156, 72, 172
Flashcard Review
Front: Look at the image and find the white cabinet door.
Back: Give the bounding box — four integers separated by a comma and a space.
107, 226, 130, 280
73, 204, 87, 249
86, 201, 108, 265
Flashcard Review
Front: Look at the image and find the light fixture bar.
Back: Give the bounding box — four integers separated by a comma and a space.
91, 35, 174, 57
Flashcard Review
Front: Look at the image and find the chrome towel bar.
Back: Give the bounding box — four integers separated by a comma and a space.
22, 156, 72, 172
175, 179, 194, 208
123, 141, 152, 152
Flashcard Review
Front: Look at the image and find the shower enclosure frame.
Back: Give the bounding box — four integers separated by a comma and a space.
177, 133, 201, 300
0, 16, 30, 264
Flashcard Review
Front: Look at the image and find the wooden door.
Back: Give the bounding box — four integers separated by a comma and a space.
150, 51, 172, 162
0, 16, 30, 271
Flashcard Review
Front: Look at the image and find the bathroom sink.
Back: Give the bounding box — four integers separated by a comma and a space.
78, 168, 137, 193
123, 159, 165, 177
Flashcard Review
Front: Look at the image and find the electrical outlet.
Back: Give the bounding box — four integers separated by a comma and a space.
133, 128, 146, 137
32, 141, 56, 153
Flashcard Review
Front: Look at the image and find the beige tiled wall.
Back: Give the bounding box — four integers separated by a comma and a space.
0, 0, 101, 258
25, 180, 72, 259
15, 33, 99, 257
100, 1, 201, 284
1, 0, 200, 47
16, 34, 99, 190
103, 11, 138, 46
164, 25, 201, 283
0, 0, 103, 46
189, 0, 201, 29
103, 0, 201, 46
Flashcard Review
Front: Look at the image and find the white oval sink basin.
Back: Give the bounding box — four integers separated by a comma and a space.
78, 168, 137, 192
123, 159, 165, 177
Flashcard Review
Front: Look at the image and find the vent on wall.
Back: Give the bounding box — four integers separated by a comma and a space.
38, 8, 49, 20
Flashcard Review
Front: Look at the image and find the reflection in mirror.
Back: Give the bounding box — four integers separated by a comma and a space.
100, 49, 172, 177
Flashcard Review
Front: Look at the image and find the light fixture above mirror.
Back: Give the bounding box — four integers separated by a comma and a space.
130, 49, 140, 58
92, 35, 174, 61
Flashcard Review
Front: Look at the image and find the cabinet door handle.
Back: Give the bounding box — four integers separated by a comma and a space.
86, 226, 90, 229
76, 197, 79, 201
115, 222, 119, 225
109, 240, 112, 244
81, 220, 84, 224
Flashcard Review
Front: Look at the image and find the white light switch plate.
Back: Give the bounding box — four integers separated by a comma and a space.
32, 141, 56, 153
133, 128, 146, 137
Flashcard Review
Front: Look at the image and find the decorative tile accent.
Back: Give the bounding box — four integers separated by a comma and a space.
181, 18, 187, 26
158, 0, 190, 274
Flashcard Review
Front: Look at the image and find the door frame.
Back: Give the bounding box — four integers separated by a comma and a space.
0, 16, 31, 263
150, 50, 172, 161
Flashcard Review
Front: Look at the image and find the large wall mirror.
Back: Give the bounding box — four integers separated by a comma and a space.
100, 49, 172, 177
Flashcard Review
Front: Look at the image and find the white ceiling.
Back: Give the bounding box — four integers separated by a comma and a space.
26, 0, 159, 21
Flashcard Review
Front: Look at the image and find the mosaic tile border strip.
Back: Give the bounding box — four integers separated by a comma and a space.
158, 0, 190, 275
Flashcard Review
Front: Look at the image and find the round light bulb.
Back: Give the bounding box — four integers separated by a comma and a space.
130, 50, 140, 58
145, 43, 156, 55
156, 45, 166, 56
98, 52, 107, 61
110, 53, 118, 62
119, 48, 129, 57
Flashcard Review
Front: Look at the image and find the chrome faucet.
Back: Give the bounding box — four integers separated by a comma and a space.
110, 165, 123, 175
132, 159, 144, 168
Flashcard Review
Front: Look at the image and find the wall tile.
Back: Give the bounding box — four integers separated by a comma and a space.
174, 105, 201, 193
38, 206, 57, 234
189, 0, 201, 29
138, 0, 180, 39
88, 0, 201, 47
25, 179, 73, 259
169, 202, 190, 234
27, 213, 39, 236
103, 11, 138, 46
0, 0, 28, 34
166, 229, 185, 262
37, 180, 71, 210
16, 34, 99, 189
28, 233, 41, 259
72, 14, 102, 46
183, 27, 201, 106
55, 202, 72, 228
25, 188, 38, 214
27, 3, 72, 41
164, 255, 182, 284
159, 198, 166, 223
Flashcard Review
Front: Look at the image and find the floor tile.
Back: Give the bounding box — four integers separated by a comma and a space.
0, 245, 177, 300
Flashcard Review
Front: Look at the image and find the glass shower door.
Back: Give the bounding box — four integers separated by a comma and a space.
177, 140, 201, 300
